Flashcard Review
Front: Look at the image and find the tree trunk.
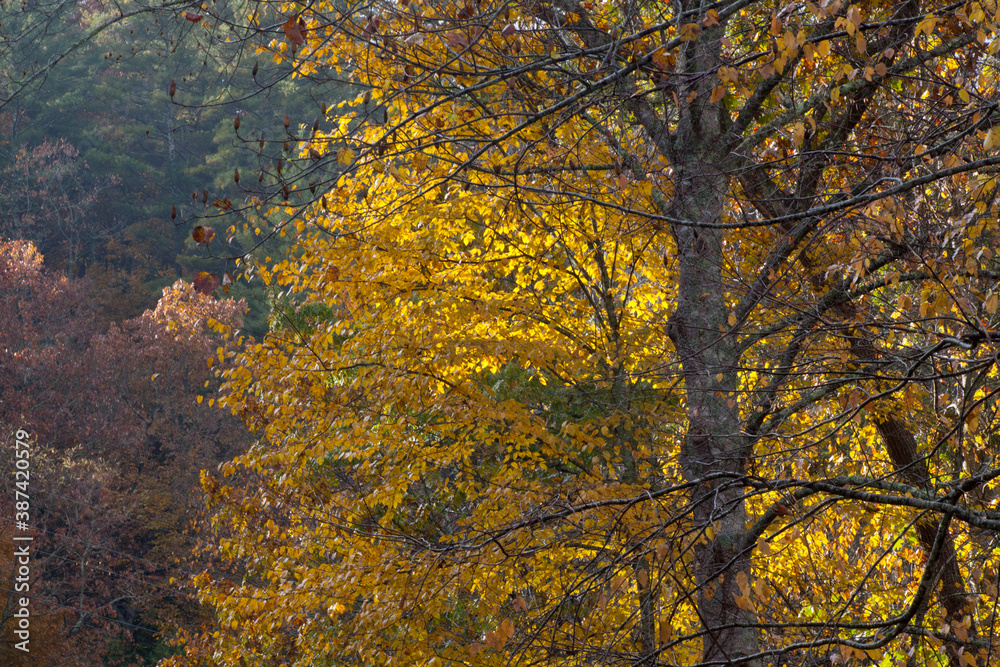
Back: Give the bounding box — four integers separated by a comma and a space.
665, 14, 759, 663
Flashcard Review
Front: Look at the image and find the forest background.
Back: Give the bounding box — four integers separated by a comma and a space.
0, 1, 343, 663
6, 0, 1000, 667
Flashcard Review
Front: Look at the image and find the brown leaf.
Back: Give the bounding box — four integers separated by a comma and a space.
193, 272, 221, 295
184, 12, 202, 22
444, 32, 469, 49
213, 199, 233, 211
501, 23, 516, 37
283, 16, 305, 47
192, 226, 216, 244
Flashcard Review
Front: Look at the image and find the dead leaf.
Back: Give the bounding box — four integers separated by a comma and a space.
193, 272, 221, 295
283, 16, 305, 47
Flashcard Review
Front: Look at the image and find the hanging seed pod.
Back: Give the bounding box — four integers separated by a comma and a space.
234, 168, 240, 184
169, 79, 176, 98
202, 189, 209, 204
312, 117, 319, 136
309, 182, 317, 194
252, 61, 259, 77
284, 141, 291, 153
259, 133, 265, 149
281, 184, 290, 200
276, 159, 283, 173
234, 115, 241, 130
171, 204, 177, 219
284, 114, 291, 129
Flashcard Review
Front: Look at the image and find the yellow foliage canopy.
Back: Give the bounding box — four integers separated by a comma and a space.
170, 1, 1000, 666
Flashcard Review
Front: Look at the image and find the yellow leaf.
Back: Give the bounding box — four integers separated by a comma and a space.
727, 312, 737, 326
678, 23, 702, 41
337, 147, 356, 165
792, 122, 805, 147
917, 15, 939, 36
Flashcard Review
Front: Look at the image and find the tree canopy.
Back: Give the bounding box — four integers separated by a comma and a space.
57, 0, 1000, 665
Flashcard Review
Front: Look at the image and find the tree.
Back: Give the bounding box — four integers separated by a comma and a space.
0, 241, 250, 665
0, 138, 120, 273
164, 0, 1000, 666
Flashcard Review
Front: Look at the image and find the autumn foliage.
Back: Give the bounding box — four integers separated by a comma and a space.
0, 241, 249, 665
140, 0, 1000, 666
